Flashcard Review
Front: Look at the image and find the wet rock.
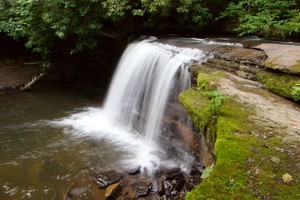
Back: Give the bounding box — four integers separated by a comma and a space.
122, 186, 136, 199
161, 166, 183, 180
126, 166, 141, 175
132, 181, 151, 198
151, 180, 158, 193
105, 183, 122, 199
185, 176, 201, 191
64, 186, 86, 200
93, 170, 123, 188
155, 177, 165, 195
174, 179, 185, 191
163, 180, 173, 197
190, 163, 204, 175
147, 193, 161, 200
154, 169, 163, 178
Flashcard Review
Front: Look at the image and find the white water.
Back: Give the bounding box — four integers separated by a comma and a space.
51, 39, 206, 173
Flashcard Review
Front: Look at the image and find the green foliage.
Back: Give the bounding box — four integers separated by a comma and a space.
135, 0, 212, 27
0, 0, 212, 58
0, 0, 107, 57
202, 91, 230, 116
218, 0, 300, 37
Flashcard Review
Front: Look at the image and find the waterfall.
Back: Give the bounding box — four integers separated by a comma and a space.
50, 38, 206, 173
103, 40, 205, 143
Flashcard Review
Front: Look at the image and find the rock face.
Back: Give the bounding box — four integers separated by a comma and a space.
203, 46, 267, 81
212, 46, 267, 66
256, 43, 300, 75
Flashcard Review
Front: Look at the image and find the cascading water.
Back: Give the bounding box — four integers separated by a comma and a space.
51, 38, 206, 173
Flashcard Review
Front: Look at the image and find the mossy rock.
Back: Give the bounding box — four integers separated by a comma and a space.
180, 70, 300, 199
256, 71, 300, 102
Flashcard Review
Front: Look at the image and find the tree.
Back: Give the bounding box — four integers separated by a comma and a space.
0, 0, 212, 58
217, 0, 300, 38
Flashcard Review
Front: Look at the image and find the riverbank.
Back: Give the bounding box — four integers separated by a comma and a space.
180, 65, 300, 199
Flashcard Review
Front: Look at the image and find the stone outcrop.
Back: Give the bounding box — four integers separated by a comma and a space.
196, 42, 300, 102
203, 46, 267, 81
255, 43, 300, 75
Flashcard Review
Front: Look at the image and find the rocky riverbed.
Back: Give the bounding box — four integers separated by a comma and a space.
66, 164, 203, 200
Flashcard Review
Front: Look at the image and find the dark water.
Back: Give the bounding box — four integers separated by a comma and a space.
0, 85, 126, 199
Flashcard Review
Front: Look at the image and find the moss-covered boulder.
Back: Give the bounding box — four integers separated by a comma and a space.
180, 67, 300, 199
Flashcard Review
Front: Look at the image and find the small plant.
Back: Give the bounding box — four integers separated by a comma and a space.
292, 84, 300, 101
202, 91, 230, 116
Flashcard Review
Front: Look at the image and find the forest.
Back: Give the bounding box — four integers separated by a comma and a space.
0, 0, 300, 58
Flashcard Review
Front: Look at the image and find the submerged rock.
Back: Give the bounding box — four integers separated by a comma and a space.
64, 186, 86, 200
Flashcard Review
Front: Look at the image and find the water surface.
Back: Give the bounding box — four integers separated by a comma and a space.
0, 86, 125, 199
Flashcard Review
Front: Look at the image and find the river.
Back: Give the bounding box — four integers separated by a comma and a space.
0, 85, 128, 199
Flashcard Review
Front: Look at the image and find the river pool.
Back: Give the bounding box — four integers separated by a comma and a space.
0, 85, 127, 199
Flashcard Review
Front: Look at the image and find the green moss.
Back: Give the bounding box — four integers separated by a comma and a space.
180, 70, 300, 199
179, 89, 211, 132
256, 71, 300, 102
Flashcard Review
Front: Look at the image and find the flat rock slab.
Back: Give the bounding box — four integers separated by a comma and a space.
256, 43, 300, 75
212, 46, 266, 66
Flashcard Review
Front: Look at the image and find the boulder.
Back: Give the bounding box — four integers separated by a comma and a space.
256, 43, 300, 75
